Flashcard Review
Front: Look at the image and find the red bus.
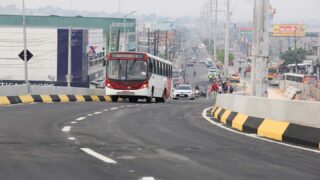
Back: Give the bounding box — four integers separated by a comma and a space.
106, 52, 172, 103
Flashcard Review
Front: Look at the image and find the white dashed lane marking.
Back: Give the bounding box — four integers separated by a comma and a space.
140, 177, 155, 180
76, 117, 86, 121
94, 111, 102, 115
80, 148, 117, 164
110, 107, 118, 110
71, 121, 77, 124
62, 126, 71, 132
87, 114, 93, 116
68, 137, 76, 140
120, 105, 125, 108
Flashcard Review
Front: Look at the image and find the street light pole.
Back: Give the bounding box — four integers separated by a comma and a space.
213, 0, 218, 62
123, 10, 136, 52
22, 0, 29, 90
67, 26, 72, 87
123, 17, 126, 51
224, 0, 230, 76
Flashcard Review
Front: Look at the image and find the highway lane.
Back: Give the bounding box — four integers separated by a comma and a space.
0, 102, 137, 180
0, 100, 319, 180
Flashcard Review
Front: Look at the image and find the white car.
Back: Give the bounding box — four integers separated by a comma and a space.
173, 85, 195, 100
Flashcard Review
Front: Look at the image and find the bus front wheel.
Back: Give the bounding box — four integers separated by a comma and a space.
111, 96, 119, 102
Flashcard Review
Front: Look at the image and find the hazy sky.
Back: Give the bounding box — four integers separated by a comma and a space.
1, 0, 319, 22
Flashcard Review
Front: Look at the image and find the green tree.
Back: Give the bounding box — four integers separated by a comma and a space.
280, 48, 311, 65
217, 49, 235, 65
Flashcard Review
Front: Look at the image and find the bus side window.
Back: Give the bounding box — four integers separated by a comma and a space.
149, 59, 153, 73
160, 62, 163, 75
166, 64, 169, 77
156, 61, 159, 75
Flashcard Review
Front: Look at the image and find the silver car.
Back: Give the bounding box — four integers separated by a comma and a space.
173, 85, 195, 100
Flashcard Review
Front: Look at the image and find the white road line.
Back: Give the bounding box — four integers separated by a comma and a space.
110, 107, 118, 110
68, 137, 76, 140
120, 105, 125, 108
126, 105, 133, 107
80, 148, 117, 164
87, 114, 93, 116
103, 109, 109, 112
62, 126, 71, 132
71, 121, 77, 124
202, 108, 320, 154
76, 117, 86, 121
140, 177, 155, 180
94, 111, 102, 115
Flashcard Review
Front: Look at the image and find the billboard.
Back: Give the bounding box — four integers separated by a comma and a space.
272, 24, 305, 37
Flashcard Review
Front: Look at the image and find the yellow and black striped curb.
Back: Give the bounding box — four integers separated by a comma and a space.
0, 95, 112, 105
206, 106, 320, 150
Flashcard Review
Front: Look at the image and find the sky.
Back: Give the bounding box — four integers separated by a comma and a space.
0, 0, 320, 23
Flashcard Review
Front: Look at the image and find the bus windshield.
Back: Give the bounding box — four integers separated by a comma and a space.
107, 60, 147, 80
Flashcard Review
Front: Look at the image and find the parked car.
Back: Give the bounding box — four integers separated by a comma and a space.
173, 84, 195, 100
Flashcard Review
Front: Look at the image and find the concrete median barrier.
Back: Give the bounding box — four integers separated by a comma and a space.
0, 95, 111, 105
210, 106, 320, 149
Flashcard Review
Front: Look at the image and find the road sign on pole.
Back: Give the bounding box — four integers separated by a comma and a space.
18, 49, 33, 62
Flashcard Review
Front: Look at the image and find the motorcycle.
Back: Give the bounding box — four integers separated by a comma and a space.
194, 89, 200, 99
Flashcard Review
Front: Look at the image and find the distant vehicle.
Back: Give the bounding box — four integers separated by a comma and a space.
206, 60, 213, 67
106, 52, 172, 103
208, 68, 219, 76
268, 67, 278, 80
230, 73, 240, 83
198, 86, 207, 97
172, 69, 184, 87
199, 58, 207, 64
284, 73, 311, 83
173, 84, 195, 100
269, 77, 280, 86
186, 60, 194, 67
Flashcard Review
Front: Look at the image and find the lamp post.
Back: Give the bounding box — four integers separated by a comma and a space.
22, 0, 29, 91
123, 10, 136, 51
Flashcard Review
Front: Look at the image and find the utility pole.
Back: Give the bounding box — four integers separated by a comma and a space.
123, 10, 136, 52
22, 0, 29, 91
213, 0, 218, 62
208, 0, 213, 55
67, 26, 72, 87
224, 0, 230, 76
165, 31, 169, 59
147, 28, 150, 53
294, 30, 298, 73
317, 31, 320, 79
154, 31, 157, 55
251, 0, 270, 97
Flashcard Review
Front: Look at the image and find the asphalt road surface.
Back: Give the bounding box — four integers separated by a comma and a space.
0, 100, 319, 180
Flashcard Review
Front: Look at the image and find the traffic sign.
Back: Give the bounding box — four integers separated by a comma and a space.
18, 49, 33, 62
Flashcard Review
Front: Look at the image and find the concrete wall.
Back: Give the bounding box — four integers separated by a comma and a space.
216, 94, 320, 128
0, 85, 105, 96
0, 27, 57, 81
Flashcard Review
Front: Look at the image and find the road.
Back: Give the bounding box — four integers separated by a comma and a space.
0, 100, 319, 180
0, 49, 319, 180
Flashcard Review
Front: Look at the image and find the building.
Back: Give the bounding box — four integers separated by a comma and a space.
0, 15, 136, 87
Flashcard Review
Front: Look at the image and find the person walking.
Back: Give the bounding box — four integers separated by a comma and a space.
211, 81, 218, 104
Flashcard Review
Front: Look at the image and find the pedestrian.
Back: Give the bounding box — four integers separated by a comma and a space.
222, 81, 228, 93
229, 85, 234, 93
211, 81, 218, 103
